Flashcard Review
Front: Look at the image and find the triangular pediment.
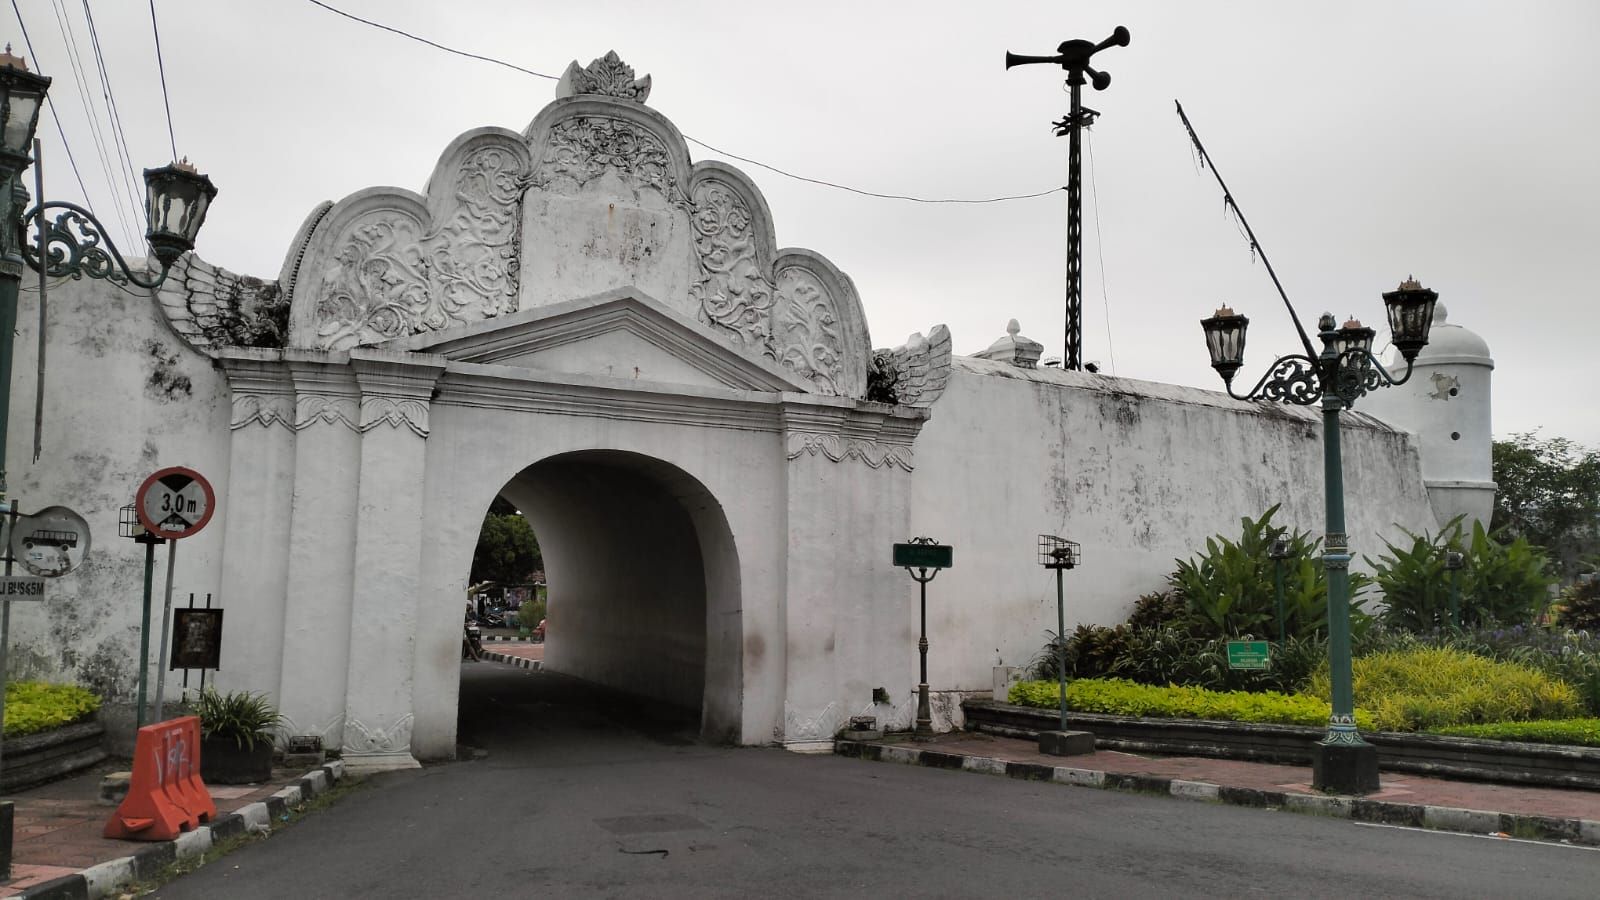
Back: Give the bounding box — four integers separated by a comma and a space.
390, 287, 812, 393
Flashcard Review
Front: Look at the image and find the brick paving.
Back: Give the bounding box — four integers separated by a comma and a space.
1, 760, 319, 895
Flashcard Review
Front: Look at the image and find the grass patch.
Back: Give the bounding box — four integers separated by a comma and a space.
1430, 718, 1600, 747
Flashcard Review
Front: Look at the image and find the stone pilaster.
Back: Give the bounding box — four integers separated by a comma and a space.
274, 350, 360, 749
339, 348, 446, 772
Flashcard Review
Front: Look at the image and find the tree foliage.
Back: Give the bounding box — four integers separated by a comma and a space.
471, 497, 542, 586
1492, 432, 1600, 580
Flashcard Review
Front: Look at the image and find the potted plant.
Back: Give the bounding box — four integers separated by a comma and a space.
194, 689, 282, 784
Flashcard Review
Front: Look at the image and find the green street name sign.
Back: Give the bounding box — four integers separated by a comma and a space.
1226, 640, 1271, 670
893, 543, 953, 570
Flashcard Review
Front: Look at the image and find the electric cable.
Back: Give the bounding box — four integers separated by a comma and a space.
80, 0, 150, 249
46, 0, 136, 247
1086, 128, 1117, 375
9, 0, 108, 234
148, 0, 178, 162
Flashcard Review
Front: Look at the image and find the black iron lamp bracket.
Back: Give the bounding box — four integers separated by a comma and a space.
1227, 348, 1418, 407
21, 201, 174, 290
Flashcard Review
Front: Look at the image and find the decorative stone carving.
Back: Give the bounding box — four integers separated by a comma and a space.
230, 393, 295, 430
773, 267, 849, 396
530, 116, 684, 207
422, 145, 525, 324
343, 714, 414, 754
313, 212, 432, 350
157, 253, 291, 351
783, 700, 843, 743
555, 51, 651, 102
359, 397, 430, 437
689, 180, 776, 355
786, 432, 915, 472
294, 395, 361, 432
867, 325, 953, 408
971, 319, 1043, 370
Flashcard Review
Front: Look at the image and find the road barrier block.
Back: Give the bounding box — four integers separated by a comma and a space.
104, 716, 215, 840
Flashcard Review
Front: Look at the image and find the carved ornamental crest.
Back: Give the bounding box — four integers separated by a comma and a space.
556, 51, 652, 102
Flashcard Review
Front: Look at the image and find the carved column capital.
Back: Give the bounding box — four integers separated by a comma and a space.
349, 348, 447, 438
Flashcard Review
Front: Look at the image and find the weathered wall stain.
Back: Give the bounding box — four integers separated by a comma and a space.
145, 339, 193, 401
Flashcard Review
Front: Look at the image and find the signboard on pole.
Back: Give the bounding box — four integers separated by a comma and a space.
0, 576, 46, 599
10, 506, 92, 577
892, 542, 953, 570
1227, 640, 1272, 670
135, 467, 215, 540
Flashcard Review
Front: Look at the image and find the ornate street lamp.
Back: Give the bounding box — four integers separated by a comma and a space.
1199, 277, 1438, 794
0, 48, 216, 494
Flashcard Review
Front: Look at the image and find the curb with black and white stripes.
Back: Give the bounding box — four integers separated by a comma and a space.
834, 740, 1600, 847
481, 636, 542, 643
3, 761, 348, 900
481, 649, 542, 671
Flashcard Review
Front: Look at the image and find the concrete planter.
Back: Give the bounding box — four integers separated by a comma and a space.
200, 737, 274, 785
0, 718, 108, 792
963, 699, 1600, 791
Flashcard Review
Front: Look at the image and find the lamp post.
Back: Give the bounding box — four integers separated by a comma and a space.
0, 47, 216, 494
1200, 277, 1439, 795
1444, 549, 1465, 629
1267, 530, 1291, 646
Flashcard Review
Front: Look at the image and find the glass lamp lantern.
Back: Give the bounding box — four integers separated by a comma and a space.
1201, 305, 1249, 383
0, 45, 50, 179
143, 159, 218, 268
1382, 276, 1438, 362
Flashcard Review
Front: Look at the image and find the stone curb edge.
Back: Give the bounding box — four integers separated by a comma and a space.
480, 650, 542, 671
4, 760, 348, 900
833, 740, 1600, 848
481, 636, 541, 643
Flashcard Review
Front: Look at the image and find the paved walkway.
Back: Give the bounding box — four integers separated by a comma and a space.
1, 760, 324, 896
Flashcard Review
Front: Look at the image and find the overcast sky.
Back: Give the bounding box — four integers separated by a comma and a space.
11, 1, 1598, 446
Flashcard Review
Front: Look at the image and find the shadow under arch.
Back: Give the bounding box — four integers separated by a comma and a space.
495, 449, 743, 743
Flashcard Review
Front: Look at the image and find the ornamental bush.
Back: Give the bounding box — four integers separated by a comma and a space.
1307, 647, 1581, 732
4, 682, 100, 738
1367, 518, 1555, 631
1008, 677, 1375, 730
1432, 718, 1600, 747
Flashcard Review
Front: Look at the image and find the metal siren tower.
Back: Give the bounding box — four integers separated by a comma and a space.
1006, 26, 1130, 371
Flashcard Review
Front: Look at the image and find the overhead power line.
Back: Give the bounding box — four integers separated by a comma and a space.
148, 0, 177, 161
303, 0, 1063, 205
9, 0, 105, 234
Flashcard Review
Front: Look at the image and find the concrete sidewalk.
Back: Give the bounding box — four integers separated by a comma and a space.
0, 758, 345, 899
836, 731, 1600, 845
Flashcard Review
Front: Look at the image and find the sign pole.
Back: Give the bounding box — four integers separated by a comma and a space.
136, 539, 156, 729
153, 538, 178, 722
892, 537, 951, 739
0, 503, 15, 781
1055, 565, 1067, 732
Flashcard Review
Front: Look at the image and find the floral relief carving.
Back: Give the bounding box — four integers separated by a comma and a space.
294, 395, 361, 432
421, 146, 525, 325
230, 394, 295, 431
530, 117, 684, 207
343, 714, 414, 754
773, 267, 846, 396
785, 432, 914, 472
689, 182, 776, 355
313, 215, 431, 350
558, 51, 652, 102
359, 397, 430, 437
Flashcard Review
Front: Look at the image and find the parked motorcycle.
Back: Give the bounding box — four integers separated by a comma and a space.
462, 620, 483, 660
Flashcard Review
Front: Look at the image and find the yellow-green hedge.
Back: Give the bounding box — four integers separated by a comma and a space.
1431, 718, 1600, 747
1009, 677, 1375, 730
1307, 647, 1581, 732
5, 681, 100, 738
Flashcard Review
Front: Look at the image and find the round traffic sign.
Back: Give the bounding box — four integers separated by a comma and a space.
11, 506, 92, 577
136, 466, 216, 539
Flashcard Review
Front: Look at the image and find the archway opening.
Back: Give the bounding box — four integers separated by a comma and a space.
456, 450, 742, 745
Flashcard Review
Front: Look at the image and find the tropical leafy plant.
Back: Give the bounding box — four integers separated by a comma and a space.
194, 688, 283, 751
1369, 518, 1555, 631
1556, 578, 1600, 633
1169, 506, 1367, 640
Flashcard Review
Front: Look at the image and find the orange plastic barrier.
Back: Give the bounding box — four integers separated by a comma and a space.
104, 716, 217, 840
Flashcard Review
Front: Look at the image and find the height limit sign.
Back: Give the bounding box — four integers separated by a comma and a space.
136, 467, 216, 540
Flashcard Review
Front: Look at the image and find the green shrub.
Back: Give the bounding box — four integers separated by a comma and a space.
1169, 506, 1368, 640
1432, 718, 1600, 747
1307, 647, 1580, 731
1008, 677, 1375, 730
1127, 591, 1186, 631
1556, 578, 1600, 632
1369, 518, 1555, 631
195, 689, 283, 750
4, 682, 100, 738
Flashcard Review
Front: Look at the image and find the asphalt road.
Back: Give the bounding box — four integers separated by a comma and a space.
153, 663, 1597, 899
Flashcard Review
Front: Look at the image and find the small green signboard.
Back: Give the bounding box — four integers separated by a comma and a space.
1226, 640, 1271, 670
893, 542, 953, 570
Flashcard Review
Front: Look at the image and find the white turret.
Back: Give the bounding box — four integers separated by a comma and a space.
1362, 300, 1495, 530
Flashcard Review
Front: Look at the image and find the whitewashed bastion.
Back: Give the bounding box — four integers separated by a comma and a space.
8, 53, 1491, 768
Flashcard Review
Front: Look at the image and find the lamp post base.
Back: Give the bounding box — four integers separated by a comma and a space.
914, 683, 933, 739
1312, 741, 1379, 795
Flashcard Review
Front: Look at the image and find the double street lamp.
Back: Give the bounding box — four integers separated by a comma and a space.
1201, 278, 1438, 794
0, 46, 216, 492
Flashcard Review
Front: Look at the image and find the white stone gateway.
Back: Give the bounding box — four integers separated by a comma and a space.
5, 53, 1485, 770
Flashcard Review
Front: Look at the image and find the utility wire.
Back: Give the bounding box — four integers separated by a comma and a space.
148, 0, 177, 162
1085, 128, 1117, 375
46, 0, 136, 248
9, 0, 104, 233
303, 0, 1064, 205
80, 0, 150, 249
